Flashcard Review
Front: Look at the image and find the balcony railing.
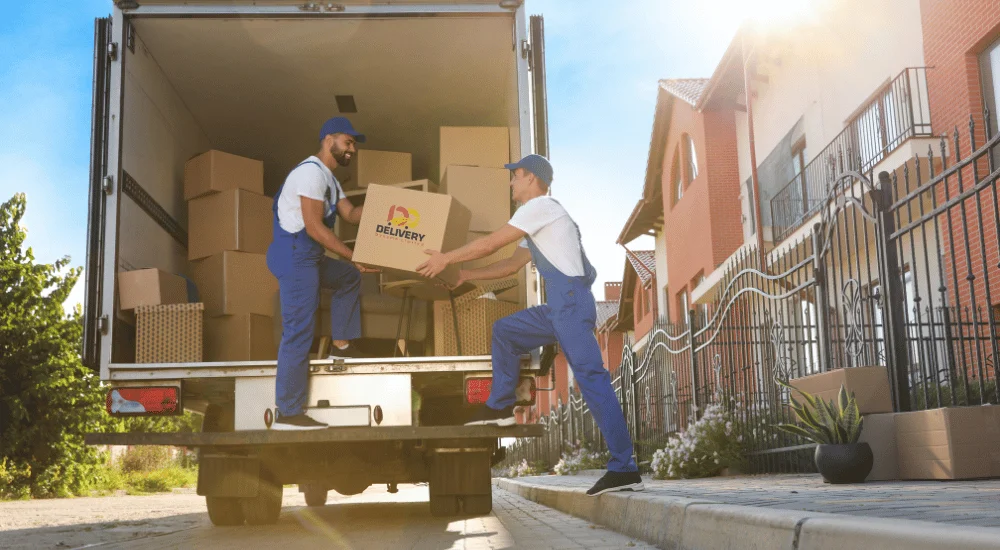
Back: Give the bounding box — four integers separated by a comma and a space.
769, 67, 932, 242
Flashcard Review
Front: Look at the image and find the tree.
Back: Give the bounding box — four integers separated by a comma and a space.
0, 193, 108, 498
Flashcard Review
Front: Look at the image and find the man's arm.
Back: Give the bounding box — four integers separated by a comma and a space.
416, 224, 527, 279
336, 198, 363, 225
302, 196, 353, 259
459, 247, 532, 284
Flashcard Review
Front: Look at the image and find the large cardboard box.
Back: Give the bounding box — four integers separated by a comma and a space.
790, 366, 893, 415
188, 189, 273, 261
439, 127, 510, 176
191, 251, 278, 317
859, 413, 899, 481
334, 149, 412, 190
442, 166, 511, 232
895, 406, 1000, 480
118, 268, 189, 311
353, 183, 471, 289
184, 150, 263, 200
204, 314, 276, 361
135, 303, 203, 363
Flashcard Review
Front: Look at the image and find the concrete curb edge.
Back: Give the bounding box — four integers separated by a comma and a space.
494, 477, 1000, 550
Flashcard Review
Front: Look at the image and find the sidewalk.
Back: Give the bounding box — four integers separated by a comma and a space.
495, 471, 1000, 549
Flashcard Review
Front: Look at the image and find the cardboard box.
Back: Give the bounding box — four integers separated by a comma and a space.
191, 251, 278, 317
204, 314, 276, 361
895, 406, 1000, 480
352, 183, 471, 289
118, 268, 189, 311
434, 296, 520, 356
790, 366, 893, 415
859, 413, 899, 481
135, 303, 203, 363
442, 166, 512, 232
439, 127, 510, 176
334, 149, 412, 190
184, 150, 264, 200
188, 189, 273, 261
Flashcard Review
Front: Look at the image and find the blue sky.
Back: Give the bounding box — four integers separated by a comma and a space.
0, 0, 744, 310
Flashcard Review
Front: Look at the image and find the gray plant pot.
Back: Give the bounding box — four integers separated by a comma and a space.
814, 442, 873, 484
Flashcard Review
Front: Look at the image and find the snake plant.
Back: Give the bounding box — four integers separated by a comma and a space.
775, 377, 863, 445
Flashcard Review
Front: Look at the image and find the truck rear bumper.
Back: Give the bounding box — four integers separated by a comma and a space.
85, 424, 543, 447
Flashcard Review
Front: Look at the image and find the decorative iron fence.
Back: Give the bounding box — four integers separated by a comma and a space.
770, 67, 932, 242
497, 112, 1000, 476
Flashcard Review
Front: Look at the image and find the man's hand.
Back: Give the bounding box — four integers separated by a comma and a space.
416, 250, 450, 279
354, 262, 380, 274
452, 269, 470, 289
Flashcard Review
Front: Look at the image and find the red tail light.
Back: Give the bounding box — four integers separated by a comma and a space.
465, 376, 536, 406
106, 387, 181, 416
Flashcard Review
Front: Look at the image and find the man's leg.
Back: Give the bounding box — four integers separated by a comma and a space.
555, 318, 637, 473
319, 258, 362, 342
486, 306, 557, 410
275, 263, 320, 418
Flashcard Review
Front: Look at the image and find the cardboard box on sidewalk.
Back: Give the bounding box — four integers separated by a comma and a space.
439, 126, 510, 175
441, 166, 511, 232
118, 268, 189, 311
334, 149, 412, 190
191, 251, 278, 317
188, 189, 273, 261
352, 183, 471, 289
895, 406, 1000, 480
135, 303, 203, 363
790, 366, 893, 415
204, 314, 276, 361
184, 150, 263, 200
859, 413, 899, 481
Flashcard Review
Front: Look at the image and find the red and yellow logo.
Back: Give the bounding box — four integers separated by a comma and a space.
386, 205, 421, 229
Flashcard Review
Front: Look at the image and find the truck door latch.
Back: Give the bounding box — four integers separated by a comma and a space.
325, 359, 346, 373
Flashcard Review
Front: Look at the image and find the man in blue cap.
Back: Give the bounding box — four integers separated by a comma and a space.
267, 117, 372, 430
417, 154, 644, 495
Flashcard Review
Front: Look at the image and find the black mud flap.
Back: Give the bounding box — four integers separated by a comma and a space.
197, 454, 260, 498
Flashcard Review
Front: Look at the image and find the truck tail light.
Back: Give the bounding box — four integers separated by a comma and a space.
465, 376, 536, 406
106, 387, 180, 416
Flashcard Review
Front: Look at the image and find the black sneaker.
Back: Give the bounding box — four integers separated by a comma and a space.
464, 405, 516, 427
272, 414, 328, 431
586, 471, 645, 496
328, 344, 369, 359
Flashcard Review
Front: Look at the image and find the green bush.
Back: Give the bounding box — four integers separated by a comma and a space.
911, 376, 997, 409
122, 466, 197, 495
119, 446, 175, 474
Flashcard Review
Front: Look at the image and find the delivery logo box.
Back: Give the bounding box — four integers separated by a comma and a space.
354, 182, 471, 287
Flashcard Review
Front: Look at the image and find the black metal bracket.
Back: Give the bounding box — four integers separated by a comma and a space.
121, 171, 188, 249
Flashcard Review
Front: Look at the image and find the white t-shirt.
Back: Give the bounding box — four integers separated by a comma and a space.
276, 156, 344, 234
508, 196, 586, 277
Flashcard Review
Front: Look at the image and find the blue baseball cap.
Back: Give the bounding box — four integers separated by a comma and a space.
319, 117, 366, 143
505, 154, 553, 186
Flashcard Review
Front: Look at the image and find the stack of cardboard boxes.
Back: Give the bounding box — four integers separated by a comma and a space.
185, 150, 278, 362
119, 268, 202, 363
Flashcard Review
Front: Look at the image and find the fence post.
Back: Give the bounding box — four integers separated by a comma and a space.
811, 223, 832, 372
875, 171, 913, 412
688, 309, 701, 419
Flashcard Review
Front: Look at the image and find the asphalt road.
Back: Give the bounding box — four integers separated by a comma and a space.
0, 484, 652, 549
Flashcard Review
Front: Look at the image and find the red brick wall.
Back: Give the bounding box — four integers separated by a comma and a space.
660, 100, 743, 323
633, 282, 658, 341
922, 1, 1000, 315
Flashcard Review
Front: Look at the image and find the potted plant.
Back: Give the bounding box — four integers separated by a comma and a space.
775, 378, 873, 484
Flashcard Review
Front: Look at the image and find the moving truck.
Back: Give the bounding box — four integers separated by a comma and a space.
84, 0, 550, 526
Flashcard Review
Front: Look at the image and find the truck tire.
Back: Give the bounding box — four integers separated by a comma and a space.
206, 497, 245, 526
241, 470, 283, 525
304, 485, 328, 507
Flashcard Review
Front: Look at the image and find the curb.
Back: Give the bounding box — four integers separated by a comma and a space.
495, 477, 1000, 550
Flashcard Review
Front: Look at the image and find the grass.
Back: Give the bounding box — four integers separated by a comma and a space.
87, 447, 198, 497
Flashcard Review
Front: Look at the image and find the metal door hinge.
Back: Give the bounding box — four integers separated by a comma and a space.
300, 3, 321, 11
98, 315, 109, 335
102, 175, 114, 195
521, 39, 531, 60
107, 42, 118, 62
325, 359, 346, 373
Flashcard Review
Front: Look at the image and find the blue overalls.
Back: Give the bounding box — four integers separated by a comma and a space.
486, 214, 638, 473
266, 159, 362, 418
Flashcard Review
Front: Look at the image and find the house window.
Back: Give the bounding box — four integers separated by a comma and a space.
744, 177, 756, 236
635, 289, 643, 321
672, 148, 683, 204
644, 287, 651, 316
685, 134, 699, 181
662, 287, 670, 321
792, 139, 808, 214
678, 289, 690, 324
980, 37, 1000, 150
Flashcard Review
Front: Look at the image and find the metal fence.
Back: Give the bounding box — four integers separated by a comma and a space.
498, 111, 1000, 475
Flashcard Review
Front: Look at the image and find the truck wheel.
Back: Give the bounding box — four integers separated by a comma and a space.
206, 497, 245, 526
304, 485, 328, 507
428, 494, 460, 517
241, 470, 283, 525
